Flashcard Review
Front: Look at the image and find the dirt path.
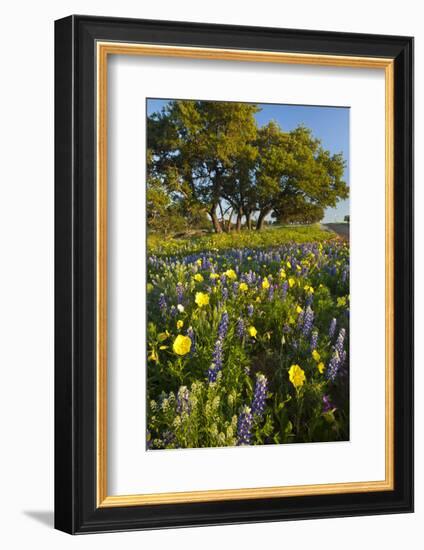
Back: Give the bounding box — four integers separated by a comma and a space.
322, 223, 350, 241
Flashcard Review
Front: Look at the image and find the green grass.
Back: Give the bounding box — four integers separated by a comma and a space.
148, 224, 334, 256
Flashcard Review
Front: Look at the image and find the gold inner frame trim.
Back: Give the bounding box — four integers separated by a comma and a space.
96, 41, 395, 508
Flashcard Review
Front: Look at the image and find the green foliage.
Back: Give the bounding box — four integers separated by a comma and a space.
147, 224, 333, 256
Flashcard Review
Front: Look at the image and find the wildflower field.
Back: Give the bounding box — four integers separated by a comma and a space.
146, 226, 350, 450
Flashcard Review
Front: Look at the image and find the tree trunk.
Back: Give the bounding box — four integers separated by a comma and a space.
236, 208, 243, 231
256, 208, 271, 231
210, 205, 222, 233
245, 210, 252, 230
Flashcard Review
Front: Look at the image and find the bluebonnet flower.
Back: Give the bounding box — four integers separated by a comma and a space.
232, 281, 239, 295
221, 287, 228, 301
186, 326, 196, 355
251, 374, 268, 418
268, 285, 274, 301
247, 304, 254, 317
208, 338, 223, 383
335, 328, 346, 357
236, 317, 245, 339
329, 318, 337, 339
170, 305, 177, 317
302, 306, 314, 336
237, 405, 253, 445
297, 310, 305, 330
322, 395, 334, 413
305, 293, 313, 307
310, 330, 318, 351
218, 311, 229, 340
158, 293, 167, 318
176, 283, 184, 304
326, 350, 341, 381
281, 280, 288, 299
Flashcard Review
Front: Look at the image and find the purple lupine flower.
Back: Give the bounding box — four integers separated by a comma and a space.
176, 283, 184, 304
297, 310, 305, 330
208, 338, 223, 383
283, 323, 291, 333
322, 395, 334, 413
302, 306, 314, 336
170, 305, 177, 317
329, 318, 337, 339
247, 304, 254, 317
281, 280, 288, 299
218, 311, 229, 340
326, 350, 341, 381
236, 317, 245, 339
251, 374, 268, 418
176, 386, 190, 415
237, 405, 253, 445
341, 268, 348, 284
305, 293, 313, 307
221, 287, 228, 301
158, 293, 167, 318
268, 285, 274, 301
310, 330, 318, 351
335, 328, 346, 357
186, 326, 195, 355
232, 282, 239, 295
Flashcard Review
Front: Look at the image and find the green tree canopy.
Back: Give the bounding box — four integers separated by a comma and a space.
147, 100, 348, 233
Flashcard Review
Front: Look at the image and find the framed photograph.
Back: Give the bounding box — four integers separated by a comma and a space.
54, 15, 414, 534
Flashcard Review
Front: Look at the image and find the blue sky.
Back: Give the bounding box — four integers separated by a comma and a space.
147, 99, 350, 223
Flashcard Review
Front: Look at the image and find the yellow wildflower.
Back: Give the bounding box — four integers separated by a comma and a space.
312, 350, 321, 362
196, 258, 202, 266
177, 320, 184, 329
262, 277, 270, 289
317, 362, 325, 374
247, 256, 252, 261
286, 261, 291, 269
288, 364, 306, 389
194, 273, 204, 282
172, 334, 192, 356
195, 291, 210, 307
239, 282, 248, 292
337, 296, 347, 307
210, 273, 219, 280
296, 265, 302, 272
288, 278, 295, 288
248, 326, 257, 338
279, 269, 286, 279
256, 296, 261, 303
148, 349, 159, 362
224, 269, 237, 280
296, 305, 303, 314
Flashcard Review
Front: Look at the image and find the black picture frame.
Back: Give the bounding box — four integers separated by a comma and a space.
55, 15, 414, 534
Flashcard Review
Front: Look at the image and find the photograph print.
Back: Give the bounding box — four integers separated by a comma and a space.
146, 98, 350, 450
